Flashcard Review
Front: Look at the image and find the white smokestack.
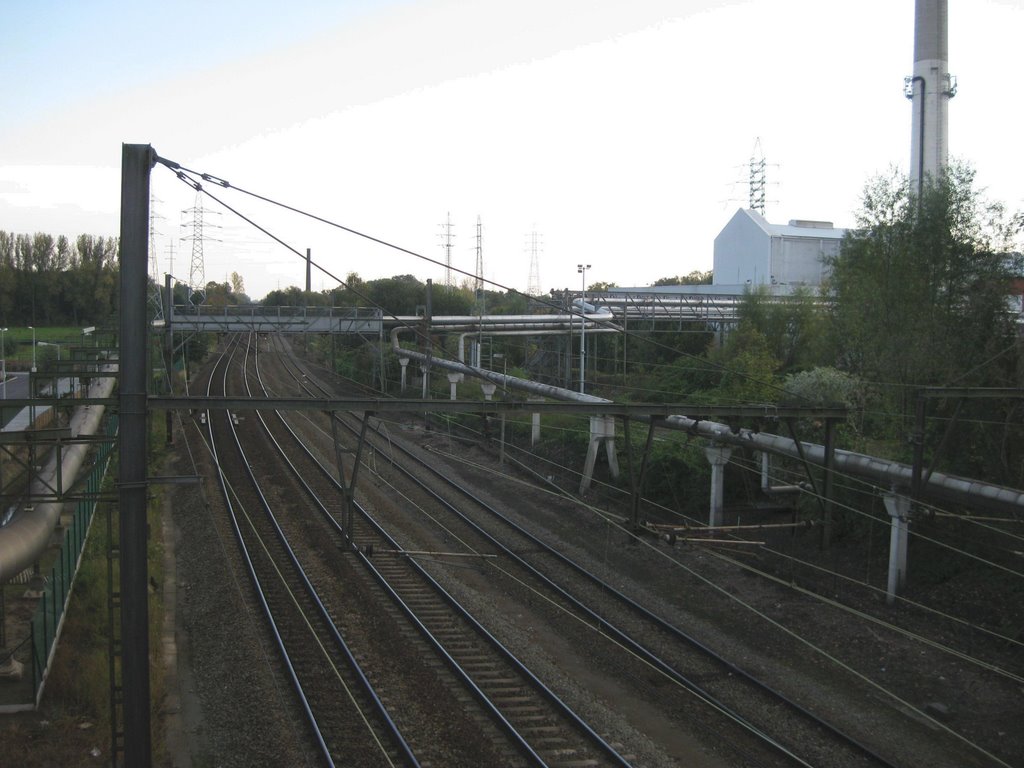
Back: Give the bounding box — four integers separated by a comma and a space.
906, 0, 956, 197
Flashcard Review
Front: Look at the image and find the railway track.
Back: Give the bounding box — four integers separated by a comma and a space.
258, 332, 994, 768
208, 332, 634, 766
205, 336, 417, 767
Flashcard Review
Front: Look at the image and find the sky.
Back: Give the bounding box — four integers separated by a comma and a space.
1, 0, 1022, 302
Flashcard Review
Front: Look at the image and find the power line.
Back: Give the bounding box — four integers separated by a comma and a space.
151, 155, 823, 403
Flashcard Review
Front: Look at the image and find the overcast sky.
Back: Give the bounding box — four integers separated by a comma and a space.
1, 0, 1021, 301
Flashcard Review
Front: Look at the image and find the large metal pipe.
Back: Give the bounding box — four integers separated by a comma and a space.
393, 314, 601, 326
660, 416, 1024, 512
391, 330, 1024, 513
0, 373, 116, 584
456, 327, 618, 365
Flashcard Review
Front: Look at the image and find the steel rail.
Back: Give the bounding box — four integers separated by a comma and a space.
255, 334, 632, 767
282, 338, 902, 768
240, 333, 420, 767
209, 333, 419, 767
392, 441, 900, 768
202, 337, 333, 765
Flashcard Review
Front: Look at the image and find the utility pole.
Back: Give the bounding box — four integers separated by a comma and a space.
577, 263, 590, 394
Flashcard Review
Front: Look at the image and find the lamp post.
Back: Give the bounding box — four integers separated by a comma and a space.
577, 263, 590, 394
81, 327, 95, 394
1, 327, 7, 400
29, 326, 36, 373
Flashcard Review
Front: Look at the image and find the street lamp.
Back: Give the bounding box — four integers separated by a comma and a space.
29, 326, 36, 373
577, 263, 591, 394
1, 327, 7, 400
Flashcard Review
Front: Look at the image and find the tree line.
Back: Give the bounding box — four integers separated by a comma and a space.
0, 232, 119, 327
260, 272, 532, 317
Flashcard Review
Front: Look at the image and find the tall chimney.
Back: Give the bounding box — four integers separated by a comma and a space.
906, 0, 956, 198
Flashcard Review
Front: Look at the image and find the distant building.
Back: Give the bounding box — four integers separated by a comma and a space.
712, 208, 846, 291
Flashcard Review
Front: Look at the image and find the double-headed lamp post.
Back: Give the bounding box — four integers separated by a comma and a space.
577, 263, 591, 394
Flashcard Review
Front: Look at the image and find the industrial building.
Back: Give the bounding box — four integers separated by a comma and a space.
712, 208, 846, 292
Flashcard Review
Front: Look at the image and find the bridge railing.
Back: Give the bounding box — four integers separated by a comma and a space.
167, 305, 384, 334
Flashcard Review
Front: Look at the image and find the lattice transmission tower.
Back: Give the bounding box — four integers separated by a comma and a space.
474, 215, 484, 303
180, 192, 220, 303
148, 193, 164, 321
438, 212, 455, 292
748, 138, 767, 215
526, 229, 542, 296
741, 137, 778, 216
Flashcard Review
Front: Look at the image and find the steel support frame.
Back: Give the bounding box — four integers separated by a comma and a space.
329, 410, 373, 542
118, 143, 155, 767
622, 416, 659, 531
784, 417, 837, 547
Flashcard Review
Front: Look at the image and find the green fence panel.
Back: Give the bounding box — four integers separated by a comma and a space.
23, 415, 117, 705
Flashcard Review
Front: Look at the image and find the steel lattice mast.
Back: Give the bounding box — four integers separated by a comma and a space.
180, 191, 219, 302
148, 193, 164, 321
438, 212, 455, 292
526, 228, 542, 296
474, 215, 484, 304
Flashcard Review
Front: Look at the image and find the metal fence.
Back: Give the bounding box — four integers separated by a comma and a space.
27, 415, 118, 705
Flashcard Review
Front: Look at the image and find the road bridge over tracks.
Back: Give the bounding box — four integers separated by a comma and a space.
167, 303, 383, 334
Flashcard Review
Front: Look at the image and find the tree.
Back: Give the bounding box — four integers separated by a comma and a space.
654, 270, 712, 286
736, 286, 826, 373
708, 325, 781, 403
826, 163, 1022, 437
828, 166, 1020, 387
364, 275, 425, 316
0, 232, 14, 323
73, 235, 118, 324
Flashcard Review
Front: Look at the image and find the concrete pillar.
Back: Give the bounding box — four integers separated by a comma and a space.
480, 382, 497, 401
602, 417, 620, 480
579, 415, 620, 494
447, 372, 462, 400
420, 365, 429, 398
703, 445, 733, 528
529, 397, 544, 446
398, 357, 409, 392
884, 491, 911, 604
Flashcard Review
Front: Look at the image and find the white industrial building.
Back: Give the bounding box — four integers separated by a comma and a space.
712, 208, 846, 291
